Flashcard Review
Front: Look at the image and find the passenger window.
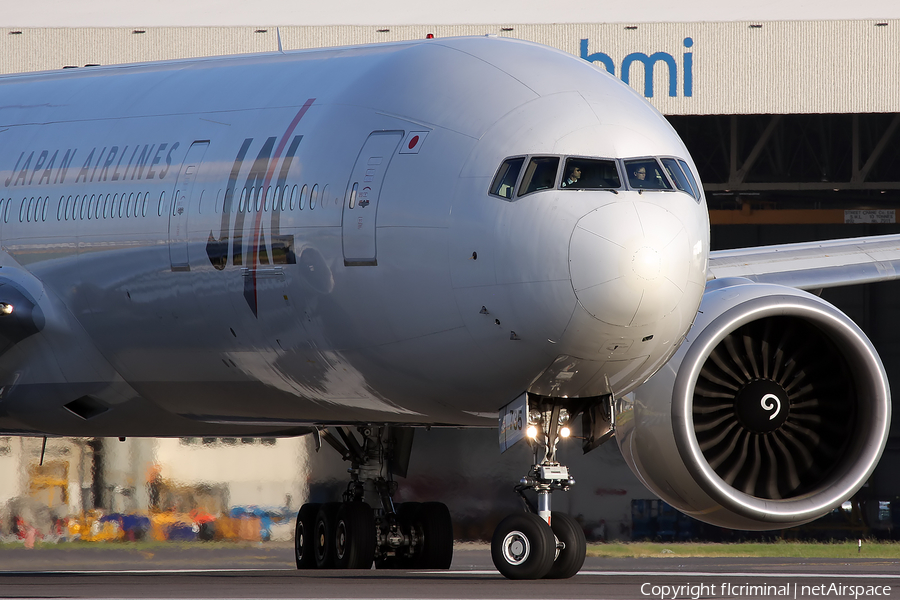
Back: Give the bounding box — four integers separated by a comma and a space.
560, 158, 621, 189
678, 159, 702, 200
310, 184, 318, 210
625, 159, 672, 190
289, 185, 297, 210
518, 157, 560, 197
238, 188, 248, 212
300, 184, 308, 210
661, 158, 693, 196
490, 157, 525, 199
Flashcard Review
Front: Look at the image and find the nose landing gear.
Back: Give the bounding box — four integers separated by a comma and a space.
294, 426, 454, 571
491, 401, 587, 579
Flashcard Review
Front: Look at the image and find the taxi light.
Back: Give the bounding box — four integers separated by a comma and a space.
526, 425, 538, 439
0, 303, 13, 315
560, 426, 571, 438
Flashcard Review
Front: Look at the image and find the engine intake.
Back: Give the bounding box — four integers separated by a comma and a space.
616, 279, 890, 530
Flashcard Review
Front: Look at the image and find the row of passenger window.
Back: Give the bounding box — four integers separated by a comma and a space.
58, 192, 154, 221
0, 182, 329, 225
0, 192, 157, 224
490, 155, 702, 202
229, 183, 324, 214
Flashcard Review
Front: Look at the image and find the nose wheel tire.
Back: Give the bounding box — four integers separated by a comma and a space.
334, 501, 376, 569
314, 502, 341, 569
544, 511, 586, 579
491, 513, 556, 580
294, 503, 320, 569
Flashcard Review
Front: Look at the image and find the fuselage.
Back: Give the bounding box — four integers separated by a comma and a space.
0, 36, 708, 436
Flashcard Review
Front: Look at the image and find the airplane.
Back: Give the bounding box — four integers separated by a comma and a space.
0, 34, 895, 580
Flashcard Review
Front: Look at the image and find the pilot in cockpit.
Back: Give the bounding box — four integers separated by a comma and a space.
561, 166, 582, 188
629, 162, 666, 189
633, 166, 647, 183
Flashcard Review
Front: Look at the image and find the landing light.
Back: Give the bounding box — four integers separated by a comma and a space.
0, 303, 13, 315
560, 426, 571, 438
526, 425, 538, 439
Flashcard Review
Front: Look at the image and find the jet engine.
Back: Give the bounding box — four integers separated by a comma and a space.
616, 278, 891, 530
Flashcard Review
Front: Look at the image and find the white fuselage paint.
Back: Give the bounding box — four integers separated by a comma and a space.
0, 37, 708, 437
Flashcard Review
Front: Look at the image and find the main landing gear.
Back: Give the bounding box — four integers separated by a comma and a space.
295, 426, 453, 570
491, 401, 588, 580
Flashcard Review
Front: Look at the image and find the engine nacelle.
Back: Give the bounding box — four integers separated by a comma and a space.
616, 278, 891, 530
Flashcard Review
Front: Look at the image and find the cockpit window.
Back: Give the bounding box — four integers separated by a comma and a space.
560, 158, 621, 190
677, 158, 702, 201
625, 158, 672, 190
661, 158, 693, 196
490, 157, 526, 199
518, 156, 560, 197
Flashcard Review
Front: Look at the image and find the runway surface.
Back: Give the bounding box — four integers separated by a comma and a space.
2, 543, 900, 599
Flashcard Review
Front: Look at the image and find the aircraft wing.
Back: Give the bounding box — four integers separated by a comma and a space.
707, 233, 900, 290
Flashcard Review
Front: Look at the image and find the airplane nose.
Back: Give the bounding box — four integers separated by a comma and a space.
569, 201, 691, 327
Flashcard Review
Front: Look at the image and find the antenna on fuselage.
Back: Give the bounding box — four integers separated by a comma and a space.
277, 27, 284, 53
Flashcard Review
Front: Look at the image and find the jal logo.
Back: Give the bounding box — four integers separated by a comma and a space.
580, 37, 694, 99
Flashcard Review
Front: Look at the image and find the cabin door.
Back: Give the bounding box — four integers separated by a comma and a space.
168, 141, 210, 271
341, 131, 402, 266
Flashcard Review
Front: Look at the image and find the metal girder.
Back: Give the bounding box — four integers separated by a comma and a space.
729, 114, 782, 186
669, 113, 900, 194
852, 113, 900, 184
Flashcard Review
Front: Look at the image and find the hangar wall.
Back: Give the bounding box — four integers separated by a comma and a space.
2, 20, 899, 115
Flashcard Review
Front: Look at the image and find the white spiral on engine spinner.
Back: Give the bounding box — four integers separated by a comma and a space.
760, 394, 781, 421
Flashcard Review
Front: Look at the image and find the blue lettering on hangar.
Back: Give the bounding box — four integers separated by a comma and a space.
580, 37, 693, 98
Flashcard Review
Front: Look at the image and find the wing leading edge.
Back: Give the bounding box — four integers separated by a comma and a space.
708, 233, 900, 290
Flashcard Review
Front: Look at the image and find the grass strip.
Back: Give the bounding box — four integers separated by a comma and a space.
587, 541, 900, 559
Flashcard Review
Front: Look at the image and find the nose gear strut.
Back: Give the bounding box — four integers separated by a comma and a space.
492, 396, 606, 579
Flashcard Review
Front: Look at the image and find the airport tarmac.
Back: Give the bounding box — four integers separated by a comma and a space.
2, 543, 900, 599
